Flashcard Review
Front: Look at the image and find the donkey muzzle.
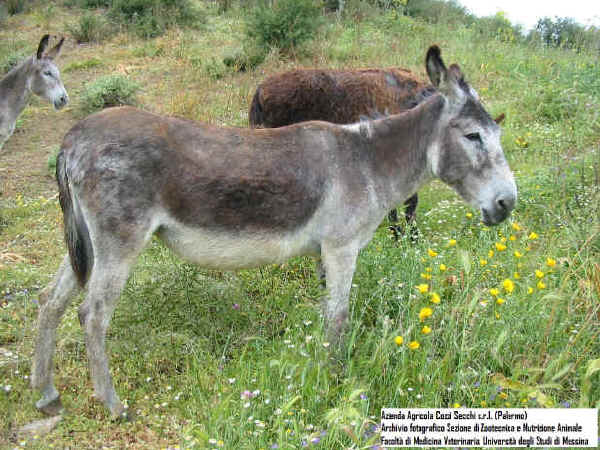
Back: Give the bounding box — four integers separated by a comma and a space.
54, 93, 69, 110
482, 190, 516, 225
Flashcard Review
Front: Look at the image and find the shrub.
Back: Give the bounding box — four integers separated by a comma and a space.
4, 0, 29, 15
47, 147, 60, 174
109, 0, 203, 38
0, 49, 29, 74
246, 0, 322, 54
66, 13, 111, 43
222, 45, 265, 72
80, 75, 140, 113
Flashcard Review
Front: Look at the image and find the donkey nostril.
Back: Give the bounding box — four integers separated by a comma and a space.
497, 198, 506, 211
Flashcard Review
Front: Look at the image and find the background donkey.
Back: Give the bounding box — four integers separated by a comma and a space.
0, 35, 68, 150
32, 45, 516, 418
249, 67, 433, 238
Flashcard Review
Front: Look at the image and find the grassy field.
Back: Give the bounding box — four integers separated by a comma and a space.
1, 1, 599, 449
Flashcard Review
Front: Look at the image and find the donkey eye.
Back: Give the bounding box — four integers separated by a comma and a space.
44, 71, 52, 76
465, 132, 481, 142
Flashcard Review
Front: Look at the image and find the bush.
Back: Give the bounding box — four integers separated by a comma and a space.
66, 13, 111, 43
222, 45, 265, 72
0, 49, 29, 73
65, 0, 204, 38
109, 0, 203, 38
80, 75, 140, 113
404, 0, 472, 26
246, 0, 322, 54
4, 0, 29, 15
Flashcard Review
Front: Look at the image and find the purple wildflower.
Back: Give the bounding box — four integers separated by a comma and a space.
232, 303, 240, 310
241, 390, 253, 400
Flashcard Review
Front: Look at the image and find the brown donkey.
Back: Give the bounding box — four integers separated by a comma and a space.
32, 46, 516, 418
249, 66, 433, 238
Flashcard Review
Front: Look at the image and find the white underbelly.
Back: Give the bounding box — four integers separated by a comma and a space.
157, 220, 320, 270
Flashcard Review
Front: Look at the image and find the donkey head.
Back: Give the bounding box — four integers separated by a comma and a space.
30, 35, 68, 110
426, 46, 517, 225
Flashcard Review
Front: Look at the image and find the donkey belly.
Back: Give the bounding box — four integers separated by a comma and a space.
157, 218, 320, 270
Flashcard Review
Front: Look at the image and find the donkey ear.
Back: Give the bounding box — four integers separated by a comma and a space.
45, 37, 65, 60
425, 45, 446, 88
36, 34, 50, 60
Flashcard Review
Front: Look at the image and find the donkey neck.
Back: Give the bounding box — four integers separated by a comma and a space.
0, 57, 35, 121
366, 94, 445, 207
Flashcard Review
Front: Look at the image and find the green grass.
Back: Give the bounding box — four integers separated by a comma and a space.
0, 2, 599, 449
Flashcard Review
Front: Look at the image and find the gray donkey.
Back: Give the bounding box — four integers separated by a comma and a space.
32, 46, 517, 418
0, 35, 68, 150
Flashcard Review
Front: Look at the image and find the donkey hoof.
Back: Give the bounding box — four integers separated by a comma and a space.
36, 397, 64, 416
112, 408, 135, 422
388, 225, 401, 241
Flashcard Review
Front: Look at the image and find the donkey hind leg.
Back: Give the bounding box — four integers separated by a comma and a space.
321, 243, 359, 341
78, 254, 137, 418
32, 255, 81, 415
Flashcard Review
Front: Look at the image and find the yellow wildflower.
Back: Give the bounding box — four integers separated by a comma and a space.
502, 278, 514, 293
416, 284, 429, 294
528, 232, 539, 239
535, 270, 544, 279
480, 259, 487, 266
480, 400, 487, 407
466, 212, 473, 219
546, 257, 556, 268
439, 264, 447, 272
420, 273, 432, 280
419, 307, 433, 321
448, 239, 457, 247
408, 341, 420, 350
495, 242, 507, 251
430, 292, 441, 304
527, 287, 534, 294
394, 336, 404, 346
537, 280, 546, 289
511, 222, 521, 231
496, 297, 506, 305
509, 235, 516, 241
488, 250, 494, 258
495, 312, 500, 319
514, 251, 523, 258
500, 237, 507, 243
452, 402, 461, 408
425, 267, 432, 272
489, 288, 500, 297
427, 248, 438, 257
421, 325, 432, 334
514, 272, 520, 279
499, 392, 508, 400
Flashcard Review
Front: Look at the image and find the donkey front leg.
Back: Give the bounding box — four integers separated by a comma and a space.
32, 255, 80, 415
321, 243, 359, 339
78, 259, 132, 418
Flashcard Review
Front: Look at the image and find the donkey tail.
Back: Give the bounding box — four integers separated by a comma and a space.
248, 87, 264, 128
56, 149, 93, 286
